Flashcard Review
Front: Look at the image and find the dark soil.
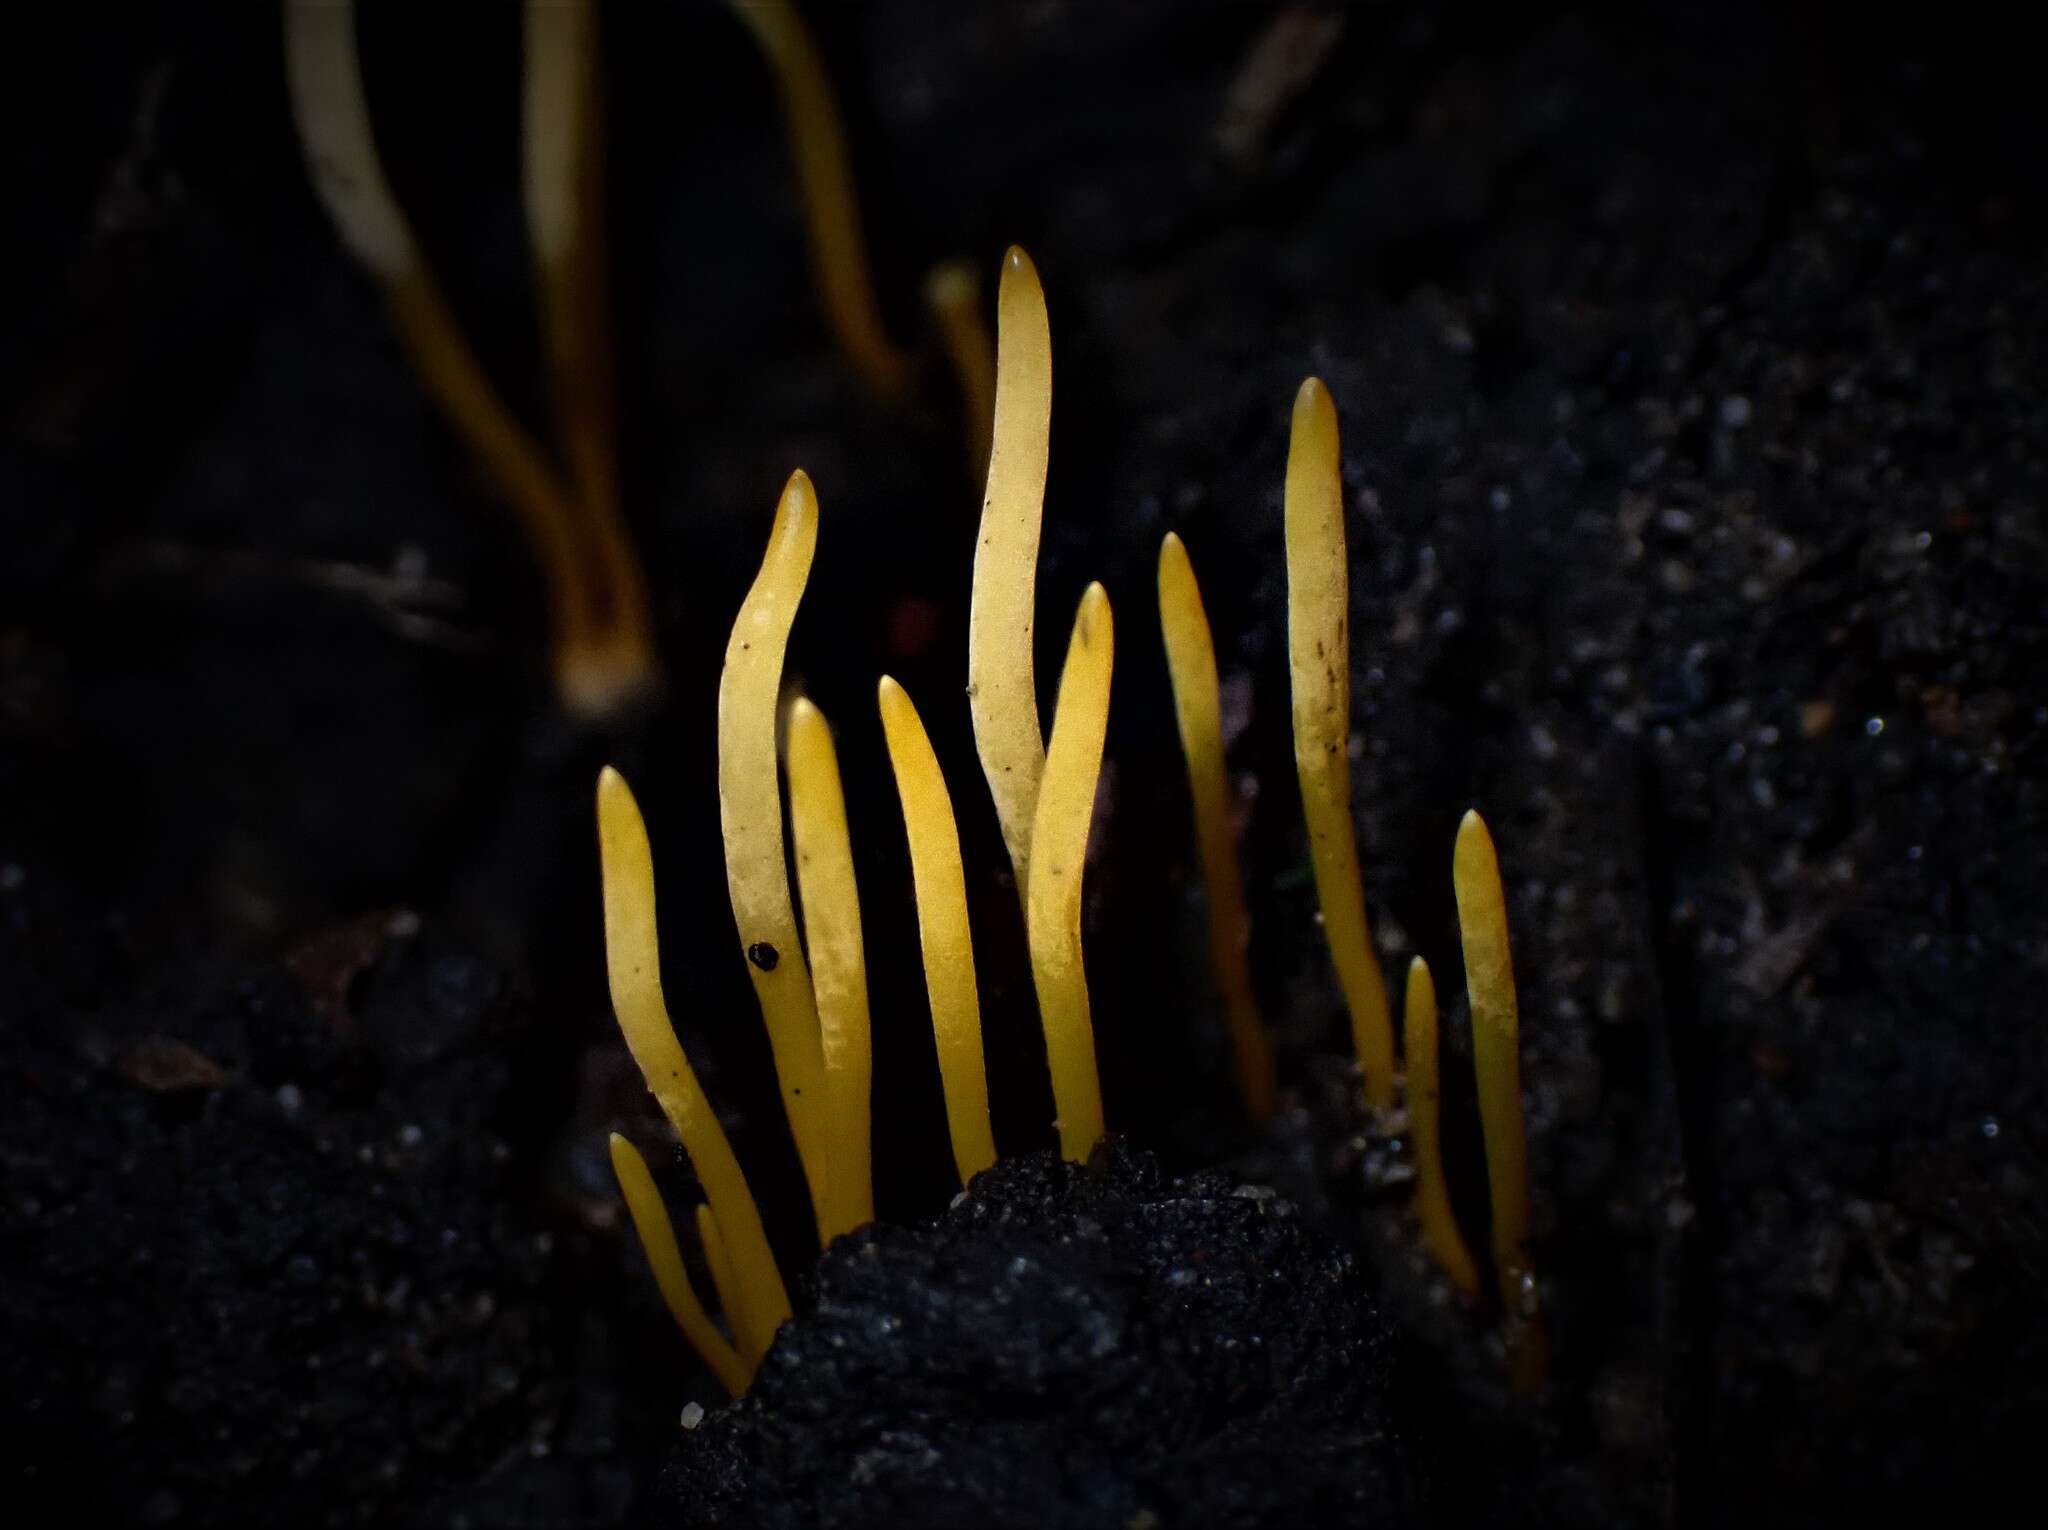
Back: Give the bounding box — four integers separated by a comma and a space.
668, 1143, 1408, 1529
5, 1, 2043, 1526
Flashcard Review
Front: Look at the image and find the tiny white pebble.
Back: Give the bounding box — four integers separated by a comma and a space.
680, 1402, 706, 1430
1719, 395, 1752, 428
275, 1083, 304, 1116
0, 864, 25, 892
398, 1123, 424, 1147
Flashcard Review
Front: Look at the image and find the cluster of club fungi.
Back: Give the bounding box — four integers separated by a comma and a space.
598, 249, 1546, 1407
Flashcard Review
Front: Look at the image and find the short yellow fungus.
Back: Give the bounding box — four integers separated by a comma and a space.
783, 696, 876, 1239
283, 0, 656, 720
1026, 582, 1113, 1163
924, 260, 999, 477
969, 247, 1054, 904
722, 0, 912, 395
878, 676, 998, 1185
1284, 377, 1396, 1110
607, 1133, 752, 1398
1401, 958, 1482, 1299
693, 1202, 775, 1371
1453, 808, 1547, 1388
717, 470, 833, 1240
596, 767, 792, 1354
1158, 532, 1276, 1120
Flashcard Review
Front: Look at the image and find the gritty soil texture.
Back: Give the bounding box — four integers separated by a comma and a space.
666, 1143, 1409, 1529
4, 1, 2044, 1526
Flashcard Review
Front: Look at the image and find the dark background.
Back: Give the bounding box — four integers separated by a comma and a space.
4, 1, 2043, 1524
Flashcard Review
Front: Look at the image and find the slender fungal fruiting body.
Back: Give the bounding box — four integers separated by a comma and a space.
596, 768, 791, 1377
717, 471, 834, 1240
722, 0, 912, 395
1026, 584, 1115, 1162
608, 1135, 751, 1397
785, 698, 877, 1239
283, 0, 655, 719
1284, 377, 1396, 1110
1401, 959, 1482, 1299
879, 677, 998, 1185
1158, 533, 1276, 1120
1453, 810, 1546, 1387
601, 250, 1538, 1402
969, 248, 1054, 905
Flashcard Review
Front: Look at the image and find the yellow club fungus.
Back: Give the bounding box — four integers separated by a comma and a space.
717, 470, 834, 1240
783, 697, 877, 1240
1401, 958, 1482, 1300
969, 247, 1054, 904
722, 0, 913, 395
283, 0, 656, 720
924, 260, 999, 478
1157, 533, 1276, 1120
877, 676, 998, 1185
607, 1133, 752, 1398
1026, 583, 1114, 1163
1284, 377, 1396, 1110
596, 767, 792, 1368
591, 249, 1543, 1400
1453, 809, 1546, 1387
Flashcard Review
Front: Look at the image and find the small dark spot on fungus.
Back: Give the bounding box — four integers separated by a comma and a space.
747, 941, 780, 972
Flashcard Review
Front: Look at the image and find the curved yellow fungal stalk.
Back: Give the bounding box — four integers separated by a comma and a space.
1157, 533, 1276, 1120
1453, 809, 1546, 1388
1401, 959, 1482, 1299
722, 0, 911, 395
925, 260, 998, 477
607, 1134, 751, 1398
597, 768, 792, 1362
717, 470, 833, 1239
969, 247, 1054, 904
1027, 583, 1113, 1162
283, 0, 655, 719
1284, 377, 1395, 1109
783, 697, 876, 1240
877, 676, 997, 1185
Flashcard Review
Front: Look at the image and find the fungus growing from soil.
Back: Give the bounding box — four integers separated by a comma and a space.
1285, 377, 1397, 1112
878, 676, 998, 1184
599, 249, 1540, 1398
